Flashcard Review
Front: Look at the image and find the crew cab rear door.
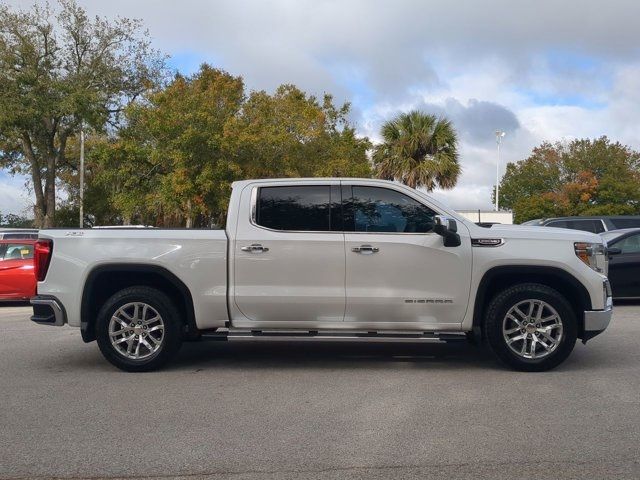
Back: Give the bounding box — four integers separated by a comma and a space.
231, 181, 346, 324
342, 182, 472, 328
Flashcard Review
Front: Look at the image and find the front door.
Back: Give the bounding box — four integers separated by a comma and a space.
233, 183, 346, 323
343, 184, 472, 328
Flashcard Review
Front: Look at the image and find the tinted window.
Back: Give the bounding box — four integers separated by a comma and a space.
610, 218, 640, 229
548, 219, 604, 233
256, 186, 332, 231
614, 234, 640, 254
565, 219, 605, 233
3, 233, 38, 239
1, 243, 34, 260
346, 186, 435, 233
546, 220, 567, 229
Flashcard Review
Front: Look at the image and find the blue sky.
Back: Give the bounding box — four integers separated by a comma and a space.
3, 0, 640, 215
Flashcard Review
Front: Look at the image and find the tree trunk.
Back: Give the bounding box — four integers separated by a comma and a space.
21, 133, 47, 228
43, 152, 57, 228
185, 199, 193, 228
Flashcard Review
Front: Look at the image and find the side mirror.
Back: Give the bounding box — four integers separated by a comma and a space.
607, 247, 622, 258
434, 215, 461, 247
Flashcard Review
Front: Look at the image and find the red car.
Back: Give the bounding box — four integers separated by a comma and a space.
0, 239, 36, 301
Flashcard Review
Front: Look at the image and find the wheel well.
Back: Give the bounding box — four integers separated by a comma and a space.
472, 266, 592, 341
80, 265, 197, 343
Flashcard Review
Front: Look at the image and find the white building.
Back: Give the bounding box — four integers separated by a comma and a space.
456, 210, 513, 225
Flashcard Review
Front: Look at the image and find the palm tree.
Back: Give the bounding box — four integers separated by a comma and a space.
373, 111, 460, 190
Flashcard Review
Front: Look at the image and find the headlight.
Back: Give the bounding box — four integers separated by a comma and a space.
574, 242, 607, 274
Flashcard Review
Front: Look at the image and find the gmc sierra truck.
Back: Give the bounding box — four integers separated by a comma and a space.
30, 178, 612, 372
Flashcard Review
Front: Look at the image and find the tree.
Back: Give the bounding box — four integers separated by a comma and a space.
224, 84, 371, 180
373, 110, 459, 190
57, 70, 371, 227
0, 0, 165, 227
0, 212, 33, 228
125, 65, 245, 227
498, 137, 640, 223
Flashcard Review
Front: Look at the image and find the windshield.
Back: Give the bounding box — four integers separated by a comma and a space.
601, 229, 638, 244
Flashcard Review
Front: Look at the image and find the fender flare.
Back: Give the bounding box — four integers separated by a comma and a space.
471, 265, 592, 340
80, 263, 197, 342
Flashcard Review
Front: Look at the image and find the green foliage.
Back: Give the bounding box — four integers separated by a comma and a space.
81, 74, 371, 227
0, 3, 373, 228
498, 137, 640, 223
0, 213, 33, 228
0, 0, 166, 227
118, 65, 245, 227
373, 111, 459, 190
225, 84, 371, 179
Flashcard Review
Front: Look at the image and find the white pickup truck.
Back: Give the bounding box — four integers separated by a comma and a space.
30, 178, 612, 372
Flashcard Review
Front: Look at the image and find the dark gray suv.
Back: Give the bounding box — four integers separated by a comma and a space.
521, 216, 640, 233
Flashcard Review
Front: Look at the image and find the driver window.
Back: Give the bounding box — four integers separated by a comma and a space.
347, 186, 436, 233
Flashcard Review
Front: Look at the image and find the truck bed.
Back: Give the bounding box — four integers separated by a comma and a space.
37, 228, 229, 330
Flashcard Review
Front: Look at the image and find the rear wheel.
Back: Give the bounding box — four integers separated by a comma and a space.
484, 283, 577, 371
96, 286, 182, 372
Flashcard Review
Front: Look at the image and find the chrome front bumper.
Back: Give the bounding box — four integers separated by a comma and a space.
582, 279, 613, 341
31, 296, 66, 326
584, 307, 612, 332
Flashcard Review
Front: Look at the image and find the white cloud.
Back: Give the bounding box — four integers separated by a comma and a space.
0, 175, 32, 216
4, 0, 640, 211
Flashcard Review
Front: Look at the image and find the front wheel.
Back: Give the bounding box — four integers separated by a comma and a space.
484, 283, 577, 372
96, 286, 183, 372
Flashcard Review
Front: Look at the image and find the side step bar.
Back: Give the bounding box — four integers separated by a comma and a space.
200, 329, 467, 343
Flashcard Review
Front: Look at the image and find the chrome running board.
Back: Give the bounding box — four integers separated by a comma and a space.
201, 328, 467, 343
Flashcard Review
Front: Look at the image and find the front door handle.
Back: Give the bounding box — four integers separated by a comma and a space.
352, 244, 379, 254
241, 244, 269, 253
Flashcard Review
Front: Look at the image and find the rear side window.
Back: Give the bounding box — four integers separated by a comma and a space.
610, 218, 640, 229
1, 243, 34, 260
565, 220, 605, 233
345, 186, 436, 233
255, 186, 333, 231
545, 220, 567, 229
547, 219, 604, 233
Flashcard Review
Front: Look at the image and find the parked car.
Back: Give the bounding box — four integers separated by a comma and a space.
601, 228, 640, 299
0, 239, 36, 301
522, 216, 640, 233
30, 178, 612, 372
0, 229, 39, 240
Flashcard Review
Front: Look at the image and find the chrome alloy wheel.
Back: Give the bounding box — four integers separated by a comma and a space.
502, 299, 563, 360
108, 302, 165, 360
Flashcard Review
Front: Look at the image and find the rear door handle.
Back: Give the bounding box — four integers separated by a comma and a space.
352, 244, 379, 254
241, 244, 269, 253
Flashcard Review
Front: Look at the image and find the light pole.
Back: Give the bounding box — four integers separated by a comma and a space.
79, 123, 85, 228
495, 130, 505, 211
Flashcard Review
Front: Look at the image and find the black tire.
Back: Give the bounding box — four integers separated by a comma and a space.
484, 283, 577, 372
95, 286, 183, 372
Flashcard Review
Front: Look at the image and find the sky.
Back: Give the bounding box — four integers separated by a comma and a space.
2, 0, 640, 215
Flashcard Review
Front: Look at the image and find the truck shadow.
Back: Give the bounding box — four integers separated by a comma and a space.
49, 337, 612, 373
613, 299, 640, 306
0, 301, 31, 307
168, 340, 507, 372
161, 337, 617, 373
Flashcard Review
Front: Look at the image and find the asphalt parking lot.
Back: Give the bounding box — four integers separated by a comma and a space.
1, 304, 639, 480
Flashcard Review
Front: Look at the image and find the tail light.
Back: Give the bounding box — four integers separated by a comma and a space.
34, 239, 53, 282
